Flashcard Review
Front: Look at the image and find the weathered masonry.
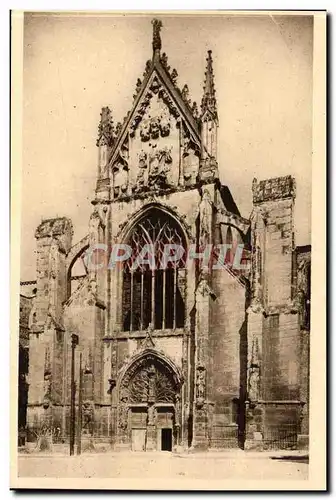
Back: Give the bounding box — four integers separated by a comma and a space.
20, 19, 310, 452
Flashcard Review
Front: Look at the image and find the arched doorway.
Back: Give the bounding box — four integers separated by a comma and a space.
117, 350, 182, 452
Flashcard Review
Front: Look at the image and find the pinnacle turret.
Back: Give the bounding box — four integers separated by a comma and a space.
96, 106, 114, 147
201, 50, 218, 120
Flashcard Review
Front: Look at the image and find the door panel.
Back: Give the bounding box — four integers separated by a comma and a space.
131, 428, 146, 451
161, 428, 172, 451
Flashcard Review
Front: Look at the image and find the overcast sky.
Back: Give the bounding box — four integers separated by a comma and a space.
20, 13, 313, 281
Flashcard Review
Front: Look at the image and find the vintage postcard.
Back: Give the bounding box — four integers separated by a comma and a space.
11, 10, 326, 490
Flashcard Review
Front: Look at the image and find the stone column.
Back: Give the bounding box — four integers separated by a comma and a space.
146, 405, 157, 451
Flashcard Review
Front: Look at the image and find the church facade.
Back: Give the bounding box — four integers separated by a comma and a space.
20, 19, 311, 452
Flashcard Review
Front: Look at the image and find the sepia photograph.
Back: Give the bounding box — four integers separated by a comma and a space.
11, 10, 326, 490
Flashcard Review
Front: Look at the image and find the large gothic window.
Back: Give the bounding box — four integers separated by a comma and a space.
122, 209, 186, 332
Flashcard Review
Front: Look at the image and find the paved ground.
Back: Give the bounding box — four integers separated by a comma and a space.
17, 451, 309, 481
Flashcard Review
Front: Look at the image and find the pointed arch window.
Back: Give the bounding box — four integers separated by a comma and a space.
122, 209, 186, 332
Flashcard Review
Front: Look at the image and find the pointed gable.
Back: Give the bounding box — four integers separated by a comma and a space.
101, 19, 204, 200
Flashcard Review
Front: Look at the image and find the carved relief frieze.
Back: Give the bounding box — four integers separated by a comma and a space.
199, 188, 213, 248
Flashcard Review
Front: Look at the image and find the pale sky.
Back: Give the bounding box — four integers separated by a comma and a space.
21, 13, 313, 281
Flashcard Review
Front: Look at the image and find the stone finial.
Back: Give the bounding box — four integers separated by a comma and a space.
201, 50, 217, 119
160, 52, 170, 71
96, 106, 114, 147
191, 101, 199, 119
151, 18, 162, 54
181, 84, 189, 102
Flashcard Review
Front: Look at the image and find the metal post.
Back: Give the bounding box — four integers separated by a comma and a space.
77, 352, 83, 455
70, 333, 79, 456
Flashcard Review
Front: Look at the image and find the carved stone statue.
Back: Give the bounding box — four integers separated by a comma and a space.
160, 52, 170, 70
248, 366, 260, 403
199, 189, 212, 246
148, 147, 172, 189
196, 366, 206, 406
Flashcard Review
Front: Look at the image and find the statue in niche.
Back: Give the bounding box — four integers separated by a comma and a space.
134, 151, 148, 191
148, 147, 172, 189
248, 337, 260, 404
248, 366, 260, 403
175, 394, 181, 424
199, 189, 212, 246
98, 147, 108, 178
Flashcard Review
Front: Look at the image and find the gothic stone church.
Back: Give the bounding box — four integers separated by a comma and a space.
19, 19, 311, 452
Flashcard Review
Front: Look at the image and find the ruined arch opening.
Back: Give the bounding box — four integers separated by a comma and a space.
122, 208, 187, 332
66, 245, 89, 298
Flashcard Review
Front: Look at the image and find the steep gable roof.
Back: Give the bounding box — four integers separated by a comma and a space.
109, 20, 201, 165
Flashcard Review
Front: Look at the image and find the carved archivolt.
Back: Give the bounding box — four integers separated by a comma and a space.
119, 353, 180, 403
124, 363, 176, 404
139, 107, 171, 142
114, 203, 194, 246
117, 351, 182, 432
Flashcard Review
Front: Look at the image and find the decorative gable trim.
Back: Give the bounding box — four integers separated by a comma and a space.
109, 60, 201, 167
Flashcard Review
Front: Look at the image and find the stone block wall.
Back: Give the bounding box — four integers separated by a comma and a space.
245, 175, 307, 450
209, 266, 247, 448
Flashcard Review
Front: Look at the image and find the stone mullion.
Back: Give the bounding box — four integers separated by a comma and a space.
181, 330, 189, 448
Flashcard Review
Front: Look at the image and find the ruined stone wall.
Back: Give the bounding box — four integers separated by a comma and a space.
246, 176, 304, 450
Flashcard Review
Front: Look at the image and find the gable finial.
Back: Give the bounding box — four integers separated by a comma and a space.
201, 49, 218, 119
151, 18, 162, 56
